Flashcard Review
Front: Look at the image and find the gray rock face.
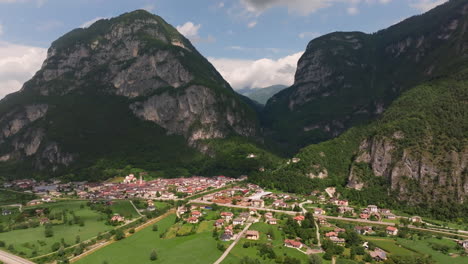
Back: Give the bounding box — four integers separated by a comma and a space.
348, 136, 468, 203
0, 10, 258, 171
130, 85, 255, 144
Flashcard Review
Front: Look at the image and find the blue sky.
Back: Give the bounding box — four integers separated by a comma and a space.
0, 0, 448, 97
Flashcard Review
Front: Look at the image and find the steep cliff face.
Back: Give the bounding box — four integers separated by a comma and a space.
0, 10, 258, 176
264, 0, 468, 151
348, 137, 468, 204
252, 71, 468, 210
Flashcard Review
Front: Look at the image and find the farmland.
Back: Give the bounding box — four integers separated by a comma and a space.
75, 214, 225, 264
0, 201, 114, 258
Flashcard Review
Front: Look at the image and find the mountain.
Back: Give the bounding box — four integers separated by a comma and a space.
250, 0, 468, 220
251, 70, 468, 220
239, 85, 287, 105
0, 10, 267, 179
264, 0, 468, 152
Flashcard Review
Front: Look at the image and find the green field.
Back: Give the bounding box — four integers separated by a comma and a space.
0, 189, 36, 206
364, 237, 418, 257
75, 214, 226, 264
222, 222, 313, 264
0, 201, 113, 258
396, 237, 468, 264
110, 200, 139, 219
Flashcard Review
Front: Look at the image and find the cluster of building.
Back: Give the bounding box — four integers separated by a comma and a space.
3, 176, 240, 201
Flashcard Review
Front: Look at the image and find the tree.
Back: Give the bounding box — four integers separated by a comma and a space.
152, 224, 158, 232
150, 249, 158, 261
115, 229, 125, 240
51, 242, 61, 252
129, 228, 135, 234
44, 224, 53, 238
309, 254, 323, 264
75, 235, 81, 244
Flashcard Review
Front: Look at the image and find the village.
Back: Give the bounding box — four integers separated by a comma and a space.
1, 175, 468, 264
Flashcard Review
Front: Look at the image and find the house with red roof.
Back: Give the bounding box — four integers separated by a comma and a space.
284, 239, 303, 249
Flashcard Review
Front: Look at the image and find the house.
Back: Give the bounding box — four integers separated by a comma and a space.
382, 213, 396, 219
294, 215, 305, 224
233, 218, 245, 226
360, 213, 370, 220
291, 158, 301, 163
325, 231, 338, 238
187, 217, 199, 224
1, 209, 12, 216
267, 218, 277, 225
251, 199, 265, 208
220, 212, 234, 221
314, 208, 325, 215
386, 226, 398, 236
245, 230, 259, 240
329, 237, 346, 246
264, 212, 273, 219
410, 216, 422, 223
214, 219, 225, 228
177, 206, 187, 215
111, 214, 125, 223
249, 208, 257, 215
318, 216, 327, 225
220, 233, 233, 241
272, 200, 288, 208
338, 206, 354, 214
379, 209, 391, 214
27, 199, 43, 206
368, 205, 378, 213
40, 217, 50, 225
334, 228, 346, 233
355, 226, 373, 235
284, 239, 303, 249
457, 240, 468, 250
239, 212, 250, 221
369, 248, 387, 261
191, 211, 202, 218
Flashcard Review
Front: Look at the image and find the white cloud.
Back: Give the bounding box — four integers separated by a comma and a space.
176, 22, 215, 44
218, 2, 225, 8
209, 52, 303, 90
0, 24, 3, 36
80, 17, 108, 28
247, 21, 257, 28
240, 0, 334, 16
0, 41, 47, 99
177, 22, 201, 38
410, 0, 447, 12
347, 6, 359, 15
299, 32, 320, 39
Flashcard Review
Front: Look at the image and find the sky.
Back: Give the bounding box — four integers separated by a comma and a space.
0, 0, 448, 98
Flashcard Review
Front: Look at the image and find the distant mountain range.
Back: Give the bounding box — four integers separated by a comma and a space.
237, 85, 287, 105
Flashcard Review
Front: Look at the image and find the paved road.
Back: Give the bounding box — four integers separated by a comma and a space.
213, 223, 252, 264
191, 200, 468, 239
0, 249, 35, 264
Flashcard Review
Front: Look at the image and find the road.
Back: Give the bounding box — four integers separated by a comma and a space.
0, 249, 35, 264
213, 223, 252, 264
191, 199, 468, 239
